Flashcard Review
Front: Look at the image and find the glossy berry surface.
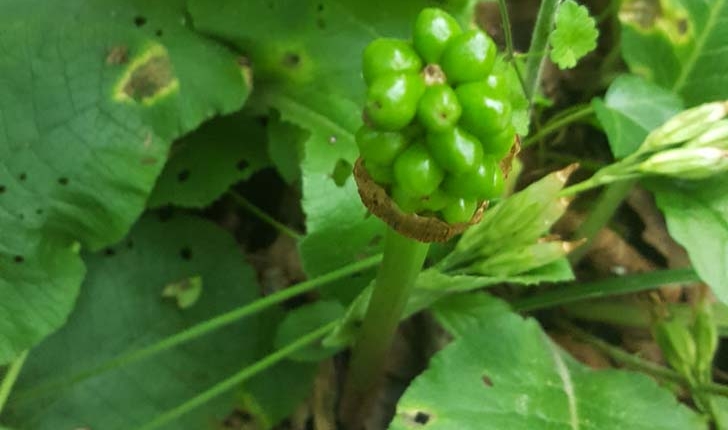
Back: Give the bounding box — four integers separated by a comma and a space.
362, 38, 422, 85
356, 125, 409, 165
456, 80, 512, 141
393, 142, 444, 197
441, 197, 477, 224
440, 30, 497, 84
412, 8, 462, 64
426, 127, 483, 174
365, 73, 425, 131
417, 85, 462, 132
442, 157, 504, 200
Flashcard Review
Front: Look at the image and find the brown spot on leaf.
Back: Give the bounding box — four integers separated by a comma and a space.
106, 45, 129, 65
122, 53, 176, 102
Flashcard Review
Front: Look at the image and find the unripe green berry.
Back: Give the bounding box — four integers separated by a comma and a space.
440, 30, 497, 84
420, 189, 450, 211
483, 123, 516, 159
441, 197, 477, 224
442, 157, 504, 200
417, 85, 462, 132
426, 126, 483, 174
362, 38, 422, 85
364, 160, 394, 184
456, 79, 512, 140
355, 125, 409, 166
391, 184, 422, 213
365, 73, 426, 131
393, 142, 445, 197
412, 8, 462, 64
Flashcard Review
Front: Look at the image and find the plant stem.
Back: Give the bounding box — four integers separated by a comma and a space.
560, 321, 728, 397
524, 0, 562, 104
10, 255, 382, 406
569, 179, 637, 263
341, 228, 430, 426
496, 0, 527, 95
0, 350, 28, 415
513, 268, 700, 312
229, 191, 302, 240
522, 105, 595, 148
137, 321, 337, 430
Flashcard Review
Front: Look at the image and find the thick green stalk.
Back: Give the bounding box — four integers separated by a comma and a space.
341, 228, 430, 426
10, 255, 382, 406
0, 350, 28, 415
137, 321, 337, 430
524, 0, 562, 103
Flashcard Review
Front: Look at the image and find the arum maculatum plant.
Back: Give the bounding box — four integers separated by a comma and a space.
341, 7, 518, 423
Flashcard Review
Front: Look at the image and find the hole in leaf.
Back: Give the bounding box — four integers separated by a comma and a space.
155, 29, 163, 37
282, 52, 301, 68
317, 3, 324, 11
18, 214, 24, 220
13, 255, 24, 263
236, 159, 250, 171
35, 208, 43, 215
414, 412, 430, 424
127, 240, 134, 249
0, 185, 5, 194
104, 248, 116, 257
180, 247, 193, 261
177, 169, 190, 183
482, 375, 493, 387
58, 177, 69, 185
134, 15, 147, 27
331, 159, 352, 187
19, 173, 26, 181
317, 18, 326, 29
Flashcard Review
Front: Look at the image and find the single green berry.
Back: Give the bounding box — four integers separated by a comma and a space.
391, 184, 422, 213
365, 73, 425, 131
441, 197, 477, 224
362, 38, 422, 85
412, 8, 462, 64
440, 30, 497, 84
420, 189, 450, 211
355, 125, 409, 165
442, 157, 504, 200
417, 85, 462, 132
364, 160, 394, 184
393, 142, 445, 197
482, 123, 516, 159
425, 127, 483, 174
456, 79, 512, 141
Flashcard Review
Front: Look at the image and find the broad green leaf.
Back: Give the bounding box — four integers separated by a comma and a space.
650, 173, 728, 304
549, 0, 599, 69
240, 360, 319, 429
267, 114, 308, 184
188, 0, 473, 303
148, 113, 270, 208
390, 296, 706, 430
0, 0, 249, 363
620, 0, 728, 106
712, 396, 728, 429
274, 300, 345, 362
593, 75, 684, 158
4, 216, 266, 429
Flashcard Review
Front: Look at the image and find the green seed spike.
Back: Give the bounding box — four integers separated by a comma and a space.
639, 147, 728, 180
642, 101, 728, 151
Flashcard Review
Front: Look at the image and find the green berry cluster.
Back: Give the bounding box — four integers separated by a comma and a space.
356, 8, 515, 225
